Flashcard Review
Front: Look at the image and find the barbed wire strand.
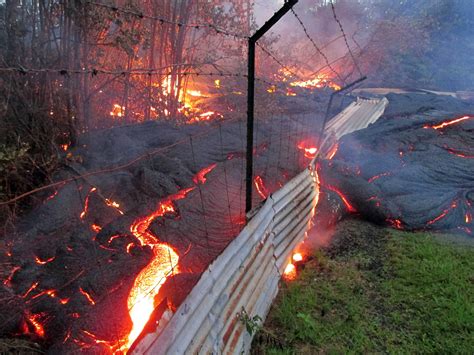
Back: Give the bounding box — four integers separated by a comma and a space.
290, 8, 346, 84
330, 1, 363, 77
86, 1, 249, 40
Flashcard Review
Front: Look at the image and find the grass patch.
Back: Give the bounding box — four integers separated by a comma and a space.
253, 220, 474, 354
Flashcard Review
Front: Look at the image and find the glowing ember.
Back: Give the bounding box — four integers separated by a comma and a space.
326, 185, 357, 213
466, 212, 472, 224
283, 263, 296, 280
267, 85, 276, 93
214, 79, 221, 88
79, 287, 96, 305
297, 141, 318, 159
254, 175, 268, 199
424, 115, 473, 130
292, 253, 303, 262
186, 90, 202, 97
35, 256, 55, 265
193, 163, 217, 185
22, 282, 39, 298
60, 144, 69, 151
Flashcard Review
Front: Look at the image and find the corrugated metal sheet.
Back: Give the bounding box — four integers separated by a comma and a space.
132, 97, 388, 355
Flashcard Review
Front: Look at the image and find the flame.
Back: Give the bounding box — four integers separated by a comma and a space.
283, 263, 296, 280
91, 224, 102, 233
105, 198, 124, 215
290, 74, 341, 91
110, 104, 125, 118
466, 212, 472, 224
186, 90, 202, 97
424, 115, 473, 130
193, 163, 217, 185
292, 253, 303, 262
254, 175, 268, 199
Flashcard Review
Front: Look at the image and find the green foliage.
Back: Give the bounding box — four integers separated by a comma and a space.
238, 307, 263, 336
255, 225, 474, 354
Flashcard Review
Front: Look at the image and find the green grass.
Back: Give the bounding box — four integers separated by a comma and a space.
253, 221, 474, 354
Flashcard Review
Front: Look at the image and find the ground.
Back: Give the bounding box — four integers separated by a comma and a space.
252, 219, 474, 354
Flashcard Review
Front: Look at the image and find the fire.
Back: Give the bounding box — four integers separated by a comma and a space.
466, 212, 472, 224
60, 144, 69, 151
214, 79, 220, 88
267, 85, 276, 93
290, 74, 341, 91
387, 219, 403, 230
193, 163, 217, 185
79, 287, 96, 305
110, 104, 125, 118
424, 115, 473, 130
254, 175, 268, 199
292, 253, 303, 262
283, 263, 296, 281
297, 140, 318, 159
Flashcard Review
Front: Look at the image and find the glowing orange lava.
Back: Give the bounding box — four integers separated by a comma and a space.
424, 115, 473, 130
26, 313, 45, 337
79, 287, 96, 305
326, 143, 339, 160
80, 187, 97, 219
120, 186, 195, 352
368, 172, 392, 183
35, 256, 55, 265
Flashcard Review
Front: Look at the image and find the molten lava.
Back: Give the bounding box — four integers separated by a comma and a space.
80, 187, 97, 219
79, 287, 96, 305
292, 253, 303, 262
290, 74, 341, 91
427, 200, 457, 225
326, 185, 357, 213
121, 187, 195, 351
35, 256, 55, 265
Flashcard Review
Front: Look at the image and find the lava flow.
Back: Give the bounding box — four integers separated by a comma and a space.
119, 186, 195, 352
254, 175, 269, 199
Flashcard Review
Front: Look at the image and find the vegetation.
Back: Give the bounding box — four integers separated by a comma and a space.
253, 219, 474, 354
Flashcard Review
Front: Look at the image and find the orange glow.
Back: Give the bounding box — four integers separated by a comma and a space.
424, 115, 473, 130
286, 89, 297, 96
60, 144, 69, 151
34, 256, 55, 265
193, 163, 217, 185
445, 147, 474, 158
267, 85, 276, 93
387, 219, 403, 230
254, 175, 268, 199
214, 79, 221, 88
283, 263, 296, 280
22, 282, 39, 298
466, 212, 472, 224
292, 253, 303, 262
79, 287, 96, 305
297, 141, 318, 159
